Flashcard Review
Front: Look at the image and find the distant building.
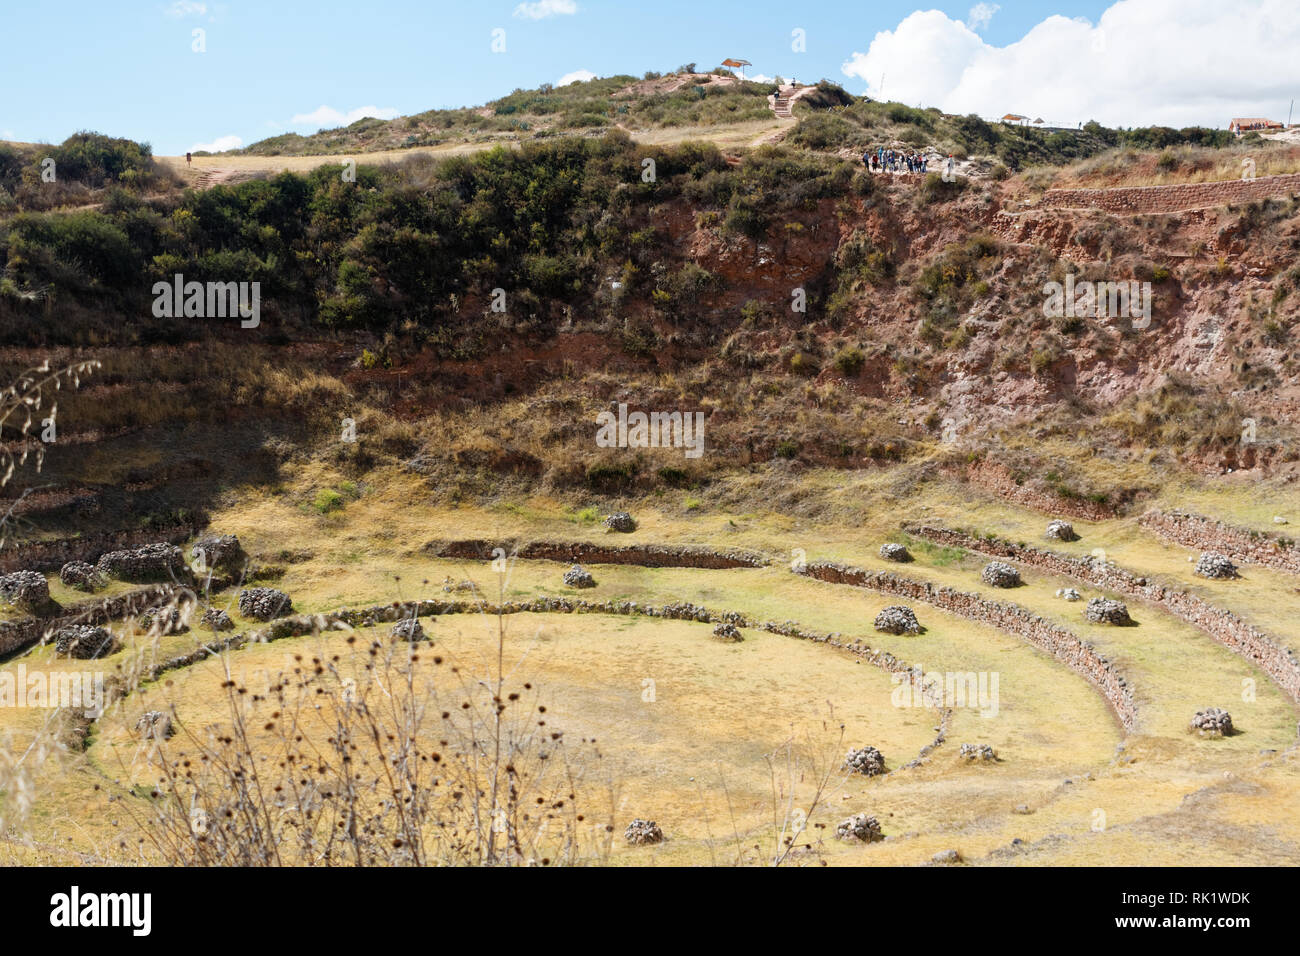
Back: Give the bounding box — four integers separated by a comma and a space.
1230, 117, 1283, 135
1001, 113, 1028, 125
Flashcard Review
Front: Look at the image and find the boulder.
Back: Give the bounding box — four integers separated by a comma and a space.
190, 534, 246, 573
835, 813, 883, 843
237, 587, 294, 621
1194, 552, 1239, 579
981, 561, 1021, 588
959, 743, 997, 762
59, 561, 104, 593
604, 512, 636, 533
200, 607, 234, 631
562, 564, 596, 589
1045, 519, 1079, 542
53, 624, 116, 660
96, 543, 186, 582
843, 745, 886, 776
711, 621, 743, 642
873, 605, 922, 635
932, 849, 961, 863
624, 818, 664, 845
1085, 597, 1133, 626
879, 543, 913, 562
1055, 587, 1081, 601
0, 570, 49, 611
391, 618, 427, 642
1189, 707, 1233, 738
136, 711, 174, 740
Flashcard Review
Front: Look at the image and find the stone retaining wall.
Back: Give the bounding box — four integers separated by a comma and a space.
0, 523, 204, 574
794, 561, 1138, 731
425, 539, 768, 569
1041, 172, 1300, 214
1139, 509, 1300, 576
905, 524, 1300, 707
0, 584, 184, 657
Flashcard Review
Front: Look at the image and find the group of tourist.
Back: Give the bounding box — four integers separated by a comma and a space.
863, 147, 929, 174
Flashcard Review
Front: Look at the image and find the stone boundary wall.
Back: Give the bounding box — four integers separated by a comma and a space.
425, 539, 769, 569
1139, 509, 1300, 576
0, 523, 204, 574
1041, 173, 1300, 214
0, 584, 184, 657
794, 562, 1138, 731
111, 596, 952, 771
905, 524, 1300, 707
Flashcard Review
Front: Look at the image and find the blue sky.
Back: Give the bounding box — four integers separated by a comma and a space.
1, 0, 1295, 155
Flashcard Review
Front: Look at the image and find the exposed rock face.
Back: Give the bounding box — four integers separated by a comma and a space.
873, 605, 922, 635
624, 819, 663, 845
1194, 552, 1239, 580
562, 564, 596, 588
1045, 519, 1079, 542
238, 587, 294, 621
1056, 587, 1081, 601
1085, 597, 1133, 626
59, 561, 104, 592
0, 570, 49, 611
53, 624, 116, 659
96, 543, 186, 582
981, 561, 1021, 588
711, 621, 743, 642
604, 512, 636, 533
879, 543, 913, 562
136, 711, 174, 740
200, 608, 234, 631
844, 746, 886, 776
959, 743, 997, 761
835, 813, 883, 843
1189, 707, 1233, 737
190, 534, 246, 573
391, 618, 426, 641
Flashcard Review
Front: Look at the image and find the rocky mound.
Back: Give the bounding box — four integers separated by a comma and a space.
604, 512, 636, 533
238, 587, 294, 621
1194, 552, 1239, 579
1189, 707, 1233, 737
958, 743, 997, 761
835, 813, 883, 843
59, 561, 104, 592
873, 605, 922, 635
624, 818, 663, 845
711, 621, 743, 642
96, 543, 186, 582
200, 607, 234, 631
981, 561, 1021, 588
879, 543, 913, 562
136, 710, 174, 740
562, 564, 596, 588
843, 745, 886, 776
1045, 519, 1079, 542
138, 606, 189, 634
0, 570, 49, 611
391, 618, 427, 641
190, 534, 246, 573
53, 624, 116, 659
1085, 597, 1133, 626
1055, 587, 1081, 601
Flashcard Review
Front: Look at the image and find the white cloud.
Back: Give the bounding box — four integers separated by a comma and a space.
842, 0, 1300, 129
513, 0, 577, 20
288, 105, 400, 128
165, 1, 207, 17
966, 3, 1000, 32
557, 69, 597, 86
189, 134, 241, 153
